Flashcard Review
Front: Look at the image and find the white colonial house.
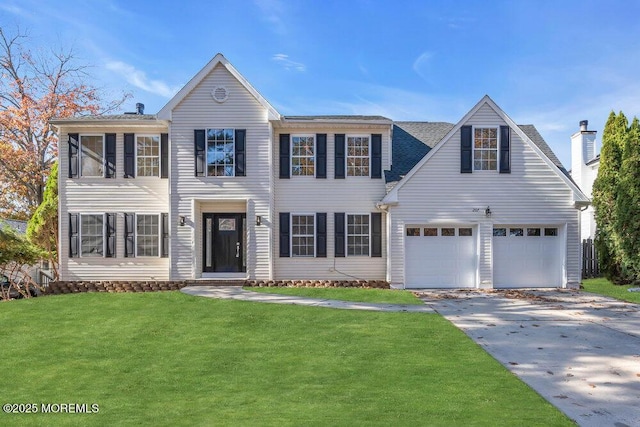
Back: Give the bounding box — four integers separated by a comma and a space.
50, 54, 589, 289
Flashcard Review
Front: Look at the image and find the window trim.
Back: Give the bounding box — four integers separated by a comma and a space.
290, 134, 316, 177
79, 134, 105, 178
346, 213, 371, 257
206, 128, 236, 178
346, 135, 371, 178
135, 134, 161, 178
79, 213, 105, 257
290, 213, 316, 257
472, 126, 499, 172
134, 213, 162, 258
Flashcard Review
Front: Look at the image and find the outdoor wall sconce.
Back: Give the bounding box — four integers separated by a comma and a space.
485, 206, 492, 218
256, 215, 262, 226
179, 216, 186, 226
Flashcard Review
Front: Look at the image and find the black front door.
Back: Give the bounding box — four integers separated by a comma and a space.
202, 213, 245, 273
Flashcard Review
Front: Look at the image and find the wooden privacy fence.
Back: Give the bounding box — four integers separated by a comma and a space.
582, 238, 600, 278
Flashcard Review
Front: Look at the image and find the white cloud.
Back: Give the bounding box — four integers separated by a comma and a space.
413, 51, 434, 81
254, 0, 287, 35
272, 54, 306, 72
105, 61, 180, 98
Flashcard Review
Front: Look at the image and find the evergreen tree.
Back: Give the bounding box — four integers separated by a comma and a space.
27, 161, 59, 279
592, 111, 628, 282
615, 117, 640, 282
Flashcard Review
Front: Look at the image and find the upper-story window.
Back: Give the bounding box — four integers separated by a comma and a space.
207, 128, 235, 176
137, 135, 160, 177
291, 136, 315, 176
347, 136, 370, 176
473, 128, 498, 171
80, 135, 104, 177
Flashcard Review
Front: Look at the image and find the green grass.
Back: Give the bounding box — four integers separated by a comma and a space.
0, 292, 571, 426
244, 286, 424, 305
582, 277, 640, 303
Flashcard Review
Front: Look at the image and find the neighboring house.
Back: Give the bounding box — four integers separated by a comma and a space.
50, 54, 589, 289
0, 218, 28, 235
570, 120, 599, 242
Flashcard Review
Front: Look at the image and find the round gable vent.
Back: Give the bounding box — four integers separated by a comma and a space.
212, 86, 229, 103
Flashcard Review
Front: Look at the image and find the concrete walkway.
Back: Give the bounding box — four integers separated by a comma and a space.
418, 289, 640, 427
180, 286, 434, 312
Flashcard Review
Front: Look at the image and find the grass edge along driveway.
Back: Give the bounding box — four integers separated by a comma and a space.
0, 292, 572, 426
582, 277, 640, 304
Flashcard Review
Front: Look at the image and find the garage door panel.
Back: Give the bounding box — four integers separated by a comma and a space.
493, 226, 562, 288
405, 228, 476, 289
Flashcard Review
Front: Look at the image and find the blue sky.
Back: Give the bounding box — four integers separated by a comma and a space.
2, 0, 639, 167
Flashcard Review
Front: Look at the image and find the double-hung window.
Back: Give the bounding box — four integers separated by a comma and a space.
347, 214, 369, 256
80, 135, 104, 177
346, 136, 370, 176
473, 128, 498, 171
207, 128, 235, 177
291, 214, 315, 257
137, 135, 160, 177
291, 136, 315, 176
81, 214, 104, 256
136, 214, 160, 257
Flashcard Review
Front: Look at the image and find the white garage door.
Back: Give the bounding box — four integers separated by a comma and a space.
405, 226, 477, 288
493, 226, 563, 288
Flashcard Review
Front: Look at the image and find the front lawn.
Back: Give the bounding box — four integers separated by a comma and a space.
0, 292, 571, 426
245, 286, 423, 305
582, 278, 640, 303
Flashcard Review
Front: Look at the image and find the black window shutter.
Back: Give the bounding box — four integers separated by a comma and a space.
105, 133, 116, 178
235, 129, 246, 176
334, 212, 345, 257
316, 213, 327, 257
279, 212, 290, 257
335, 134, 345, 179
124, 133, 135, 178
194, 129, 206, 177
161, 213, 169, 258
460, 125, 473, 173
279, 134, 290, 178
316, 134, 327, 178
161, 133, 169, 179
124, 213, 135, 258
371, 134, 382, 179
499, 125, 511, 174
69, 213, 79, 257
371, 212, 382, 257
105, 213, 116, 258
68, 134, 79, 178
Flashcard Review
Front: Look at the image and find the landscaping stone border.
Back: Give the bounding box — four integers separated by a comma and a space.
45, 279, 390, 295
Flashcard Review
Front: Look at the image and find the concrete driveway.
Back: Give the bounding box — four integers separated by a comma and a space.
417, 289, 640, 427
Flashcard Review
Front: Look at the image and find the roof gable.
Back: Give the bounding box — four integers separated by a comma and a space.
383, 95, 589, 203
157, 54, 280, 121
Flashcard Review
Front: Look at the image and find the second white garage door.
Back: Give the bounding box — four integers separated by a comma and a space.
493, 226, 563, 288
404, 226, 477, 288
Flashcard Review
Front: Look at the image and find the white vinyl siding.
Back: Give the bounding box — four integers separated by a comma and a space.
58, 126, 170, 281
274, 127, 390, 280
388, 102, 580, 288
80, 135, 104, 177
170, 63, 271, 280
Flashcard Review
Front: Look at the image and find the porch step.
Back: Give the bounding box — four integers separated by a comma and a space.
185, 280, 246, 287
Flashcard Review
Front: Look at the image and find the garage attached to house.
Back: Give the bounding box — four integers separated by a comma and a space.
492, 225, 564, 288
404, 225, 477, 288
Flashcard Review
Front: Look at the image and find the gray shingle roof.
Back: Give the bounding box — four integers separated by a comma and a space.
283, 115, 391, 121
51, 114, 158, 122
386, 122, 569, 186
